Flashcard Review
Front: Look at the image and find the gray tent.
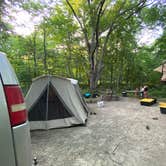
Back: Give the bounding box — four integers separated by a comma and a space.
154, 62, 166, 81
25, 75, 88, 130
68, 78, 89, 113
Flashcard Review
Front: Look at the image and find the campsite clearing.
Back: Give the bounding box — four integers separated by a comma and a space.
31, 97, 166, 166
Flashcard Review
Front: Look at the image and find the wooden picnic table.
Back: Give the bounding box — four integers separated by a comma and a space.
122, 90, 141, 97
126, 90, 138, 93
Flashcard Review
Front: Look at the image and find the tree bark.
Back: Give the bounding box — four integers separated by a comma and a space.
66, 32, 74, 77
43, 26, 47, 74
33, 31, 37, 77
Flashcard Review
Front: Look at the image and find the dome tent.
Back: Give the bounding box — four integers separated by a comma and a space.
25, 75, 88, 130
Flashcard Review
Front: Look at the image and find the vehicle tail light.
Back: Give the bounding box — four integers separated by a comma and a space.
4, 85, 27, 127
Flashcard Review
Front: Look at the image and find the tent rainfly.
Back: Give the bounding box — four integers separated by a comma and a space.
154, 62, 166, 82
25, 75, 88, 130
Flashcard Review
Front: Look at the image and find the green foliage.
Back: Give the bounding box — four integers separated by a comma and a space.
22, 1, 44, 12
0, 0, 166, 97
149, 84, 166, 98
153, 30, 166, 60
141, 7, 160, 25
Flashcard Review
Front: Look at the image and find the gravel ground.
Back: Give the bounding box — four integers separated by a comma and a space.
31, 97, 166, 166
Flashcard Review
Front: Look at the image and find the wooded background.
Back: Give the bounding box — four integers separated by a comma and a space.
0, 0, 166, 97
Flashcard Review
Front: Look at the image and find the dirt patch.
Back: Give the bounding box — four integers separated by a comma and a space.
31, 97, 166, 166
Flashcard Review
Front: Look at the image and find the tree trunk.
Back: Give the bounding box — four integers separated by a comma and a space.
117, 53, 124, 90
89, 52, 103, 92
110, 63, 113, 86
43, 26, 47, 74
90, 70, 96, 91
89, 45, 98, 92
33, 32, 37, 77
66, 32, 74, 77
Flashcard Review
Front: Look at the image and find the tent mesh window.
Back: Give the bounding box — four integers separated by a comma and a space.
28, 84, 73, 121
29, 88, 48, 121
47, 84, 73, 120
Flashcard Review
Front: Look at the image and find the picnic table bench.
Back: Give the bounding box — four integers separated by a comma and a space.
122, 90, 141, 97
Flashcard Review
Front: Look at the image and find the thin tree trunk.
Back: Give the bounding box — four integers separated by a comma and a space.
110, 62, 113, 86
118, 53, 124, 90
33, 32, 37, 77
66, 32, 73, 77
43, 26, 47, 74
89, 49, 99, 92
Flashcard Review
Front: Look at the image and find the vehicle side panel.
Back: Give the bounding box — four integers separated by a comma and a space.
0, 52, 32, 166
0, 80, 16, 166
0, 52, 18, 85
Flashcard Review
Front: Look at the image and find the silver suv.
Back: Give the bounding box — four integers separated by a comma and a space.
0, 52, 32, 166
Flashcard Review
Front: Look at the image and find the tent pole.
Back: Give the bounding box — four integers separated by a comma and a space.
45, 80, 50, 130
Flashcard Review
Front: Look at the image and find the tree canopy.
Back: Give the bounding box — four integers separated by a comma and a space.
0, 0, 166, 97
